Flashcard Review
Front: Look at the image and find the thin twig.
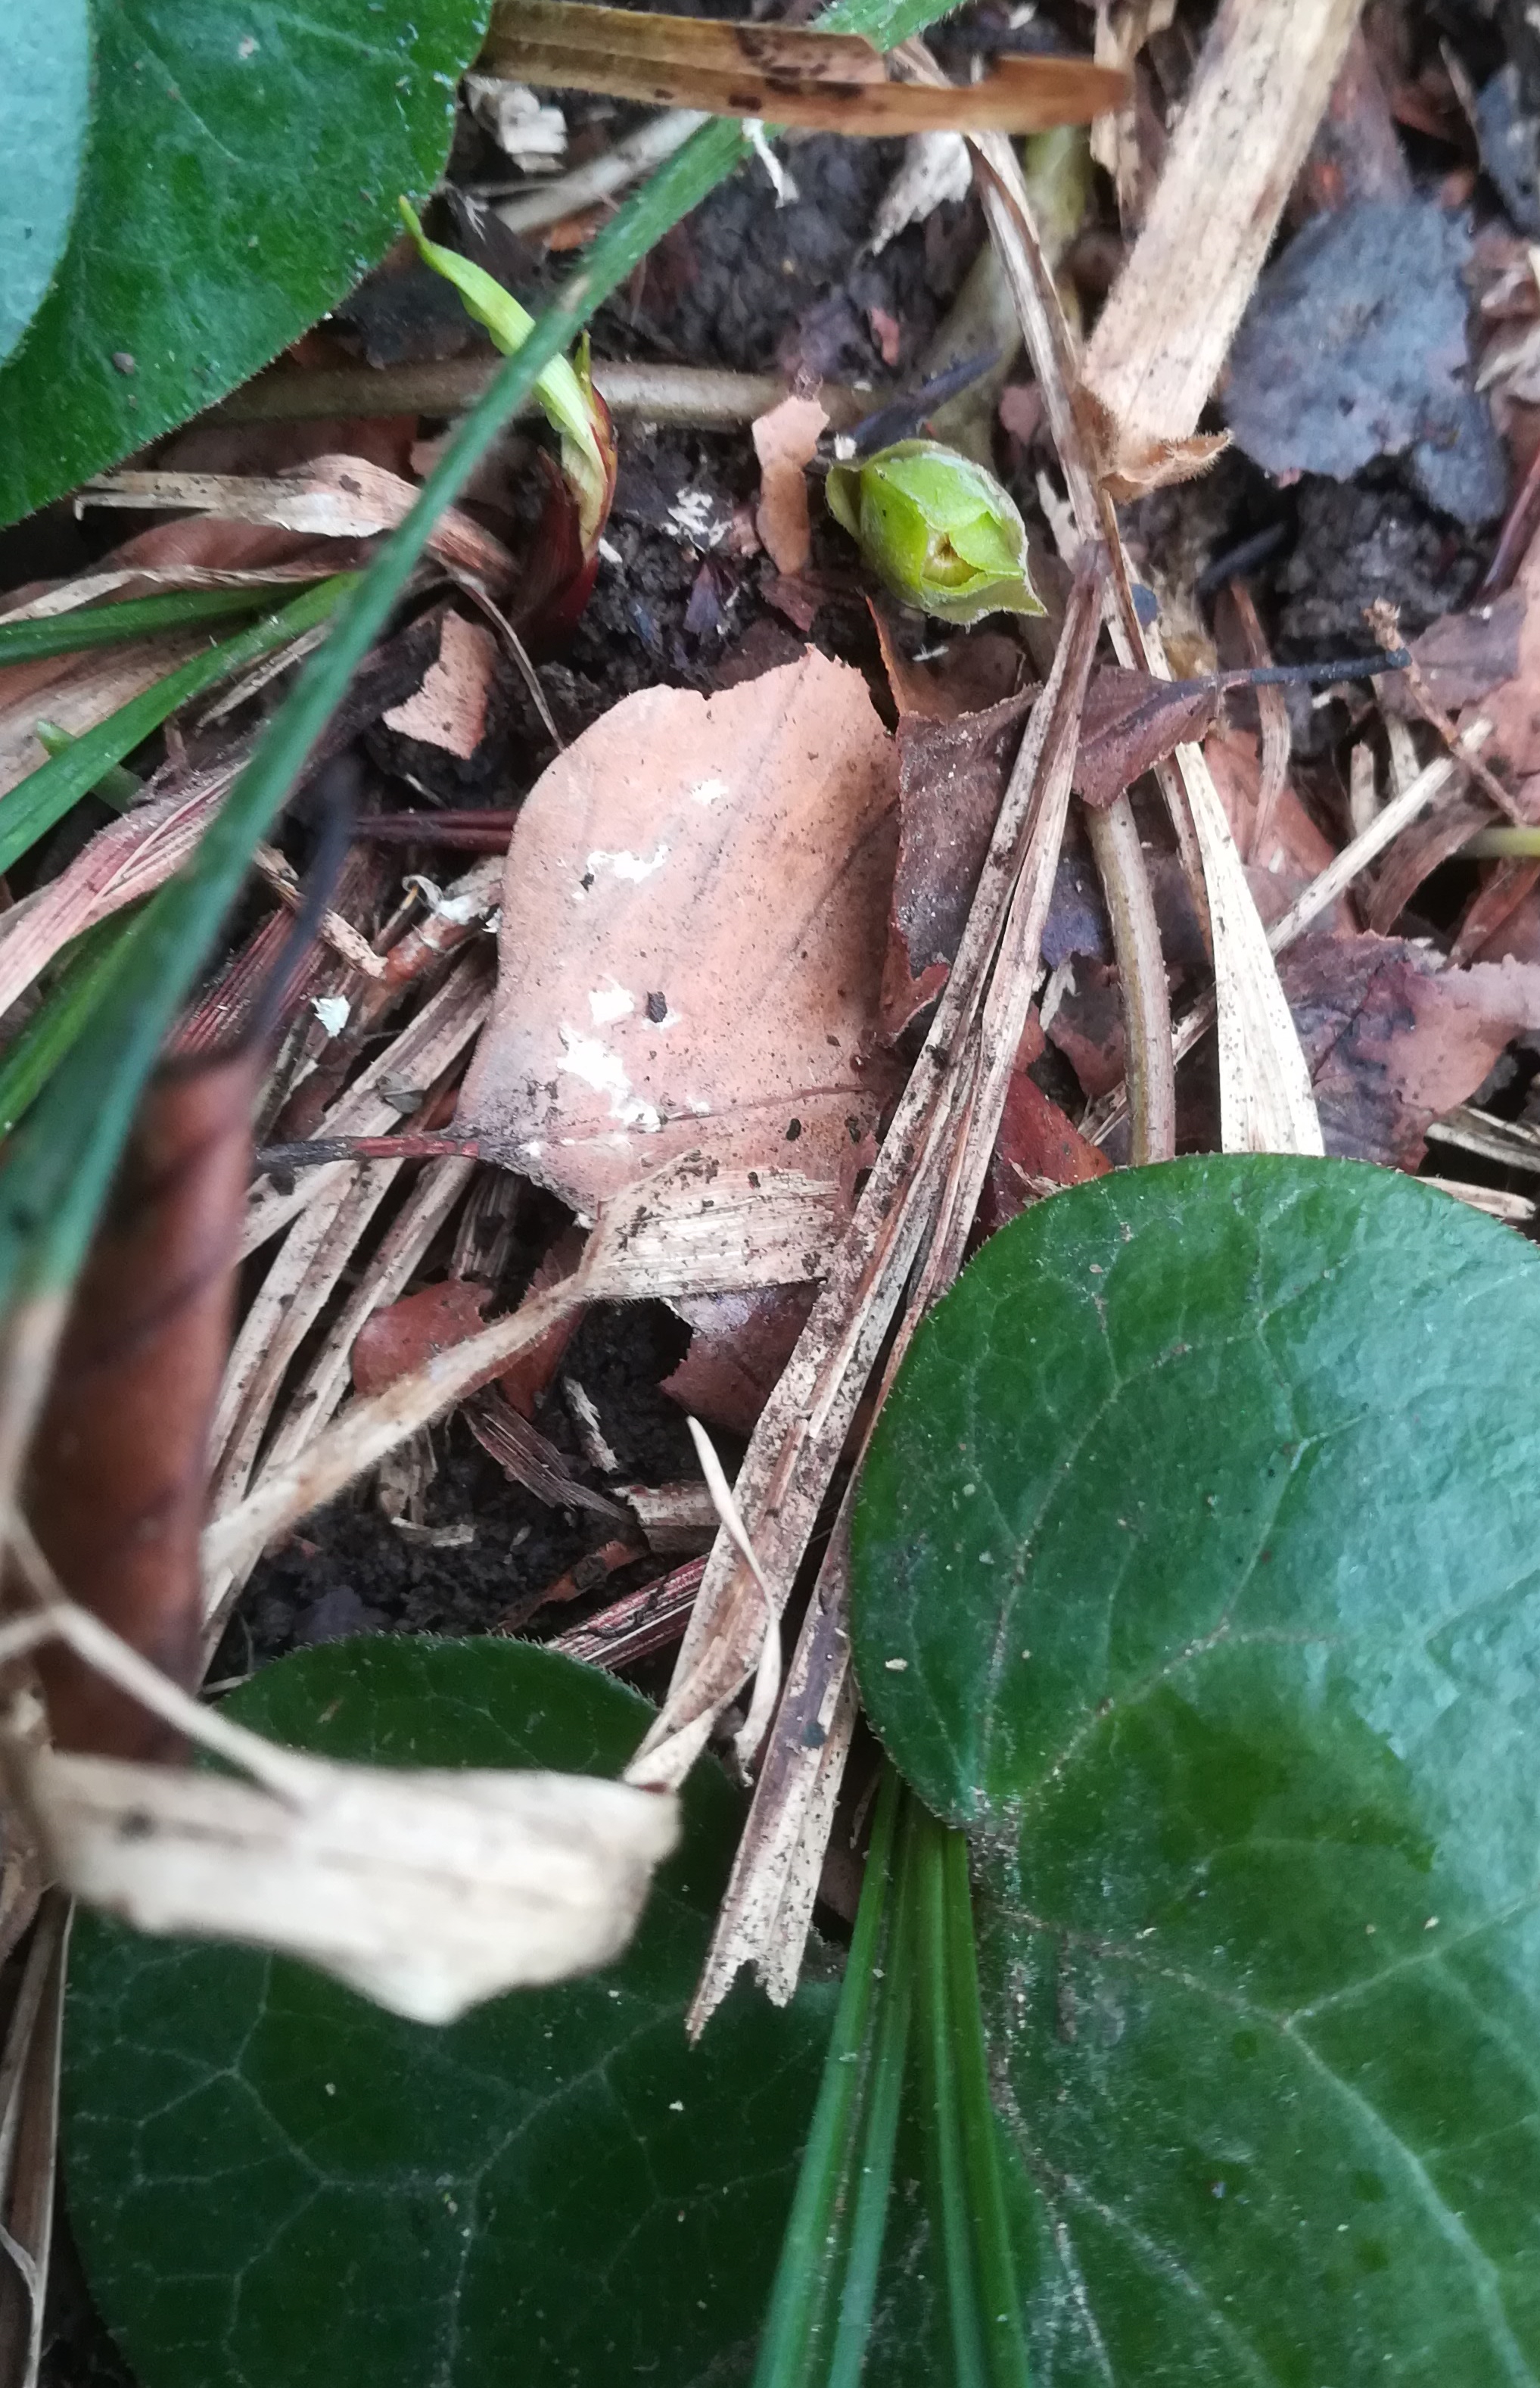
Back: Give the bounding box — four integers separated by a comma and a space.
216, 357, 879, 431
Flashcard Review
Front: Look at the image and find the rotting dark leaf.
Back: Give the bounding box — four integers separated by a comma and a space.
1225, 199, 1508, 528
25, 1049, 260, 1760
1278, 931, 1540, 1170
883, 691, 1034, 1037
1072, 665, 1222, 811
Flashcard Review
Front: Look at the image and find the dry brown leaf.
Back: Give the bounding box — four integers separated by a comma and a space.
25, 1051, 259, 1761
19, 1737, 677, 2025
0, 1579, 680, 2027
977, 1021, 1110, 1233
1280, 932, 1540, 1169
751, 395, 828, 579
381, 611, 499, 759
870, 609, 1026, 721
456, 650, 902, 1213
352, 1278, 490, 1398
662, 1285, 817, 1439
881, 690, 1034, 1036
82, 457, 515, 593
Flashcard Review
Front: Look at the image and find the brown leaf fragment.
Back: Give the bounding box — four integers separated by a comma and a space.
1279, 931, 1540, 1169
351, 1278, 490, 1399
381, 611, 499, 759
978, 1054, 1110, 1234
752, 396, 828, 579
870, 606, 1027, 721
662, 1285, 816, 1439
26, 1051, 259, 1759
498, 1228, 586, 1418
456, 650, 902, 1213
1387, 586, 1527, 715
1072, 665, 1222, 811
882, 690, 1034, 1037
1205, 725, 1349, 932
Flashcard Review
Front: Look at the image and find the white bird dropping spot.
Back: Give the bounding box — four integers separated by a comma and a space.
557, 1026, 661, 1132
311, 995, 350, 1038
689, 777, 729, 808
579, 844, 670, 897
588, 978, 636, 1026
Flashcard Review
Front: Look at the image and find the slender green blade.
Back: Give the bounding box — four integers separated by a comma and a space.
0, 911, 146, 1136
754, 1770, 902, 2388
826, 1791, 919, 2388
0, 584, 284, 666
0, 574, 353, 876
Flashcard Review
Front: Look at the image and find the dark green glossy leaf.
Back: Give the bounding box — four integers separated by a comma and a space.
851, 1155, 1540, 2386
0, 0, 488, 526
64, 1638, 837, 2388
0, 0, 90, 366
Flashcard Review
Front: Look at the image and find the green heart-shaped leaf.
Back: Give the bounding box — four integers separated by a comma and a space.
0, 0, 91, 367
851, 1156, 1540, 2384
64, 1639, 837, 2388
0, 0, 489, 528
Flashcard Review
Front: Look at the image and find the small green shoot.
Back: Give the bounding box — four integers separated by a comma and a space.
825, 440, 1044, 624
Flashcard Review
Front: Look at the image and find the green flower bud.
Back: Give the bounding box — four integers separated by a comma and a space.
824, 438, 1044, 626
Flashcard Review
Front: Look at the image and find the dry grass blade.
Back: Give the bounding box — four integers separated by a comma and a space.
0, 1893, 68, 2388
966, 120, 1321, 1156
82, 462, 515, 594
0, 1558, 679, 2028
686, 580, 1104, 2018
481, 0, 1127, 132
242, 957, 492, 1256
201, 1160, 479, 1644
0, 564, 335, 628
1081, 734, 1489, 1147
201, 1162, 843, 1586
1079, 0, 1363, 497
0, 753, 244, 1021
621, 567, 1103, 2022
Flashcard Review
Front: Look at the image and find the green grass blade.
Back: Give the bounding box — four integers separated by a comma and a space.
0, 583, 277, 665
826, 1787, 919, 2388
914, 1808, 988, 2388
941, 1827, 1031, 2388
35, 719, 140, 809
0, 911, 146, 1136
0, 574, 354, 876
754, 1768, 902, 2388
